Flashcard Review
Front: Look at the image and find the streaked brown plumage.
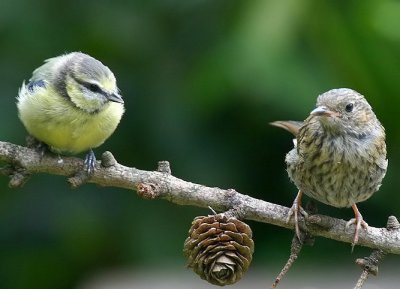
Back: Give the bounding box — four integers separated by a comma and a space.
271, 88, 387, 246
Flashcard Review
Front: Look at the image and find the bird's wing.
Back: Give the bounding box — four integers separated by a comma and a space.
270, 120, 303, 137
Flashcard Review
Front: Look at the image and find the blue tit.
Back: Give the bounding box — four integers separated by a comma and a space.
17, 52, 125, 173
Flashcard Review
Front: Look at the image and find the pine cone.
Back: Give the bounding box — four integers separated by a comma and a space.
183, 214, 254, 286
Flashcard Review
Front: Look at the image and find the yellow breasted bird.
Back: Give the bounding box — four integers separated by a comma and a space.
17, 52, 125, 173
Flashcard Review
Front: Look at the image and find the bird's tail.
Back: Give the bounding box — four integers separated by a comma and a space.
270, 120, 303, 136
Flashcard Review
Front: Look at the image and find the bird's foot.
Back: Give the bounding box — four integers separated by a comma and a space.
287, 191, 308, 240
346, 204, 368, 249
84, 149, 96, 175
346, 217, 368, 248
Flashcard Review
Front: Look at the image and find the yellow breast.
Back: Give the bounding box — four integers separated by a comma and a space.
17, 84, 124, 154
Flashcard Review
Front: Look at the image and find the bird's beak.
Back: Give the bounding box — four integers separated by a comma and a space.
107, 93, 124, 104
310, 106, 339, 117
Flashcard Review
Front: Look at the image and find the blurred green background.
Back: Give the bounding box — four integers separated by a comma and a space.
1, 0, 400, 288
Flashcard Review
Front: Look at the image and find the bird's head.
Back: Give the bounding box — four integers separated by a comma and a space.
309, 88, 379, 137
55, 52, 124, 113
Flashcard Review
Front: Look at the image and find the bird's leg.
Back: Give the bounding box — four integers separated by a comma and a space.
287, 190, 308, 240
346, 204, 368, 247
84, 149, 96, 174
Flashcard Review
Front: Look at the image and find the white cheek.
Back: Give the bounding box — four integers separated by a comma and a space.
85, 90, 106, 103
70, 89, 108, 113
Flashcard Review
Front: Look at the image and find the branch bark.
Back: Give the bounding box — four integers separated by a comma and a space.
1, 140, 399, 254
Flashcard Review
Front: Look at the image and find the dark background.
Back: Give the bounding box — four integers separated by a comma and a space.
0, 1, 399, 288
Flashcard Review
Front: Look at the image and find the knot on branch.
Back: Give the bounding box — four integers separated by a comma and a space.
222, 207, 246, 220
386, 216, 400, 231
9, 168, 31, 188
221, 189, 243, 211
68, 171, 90, 188
101, 151, 117, 168
307, 214, 337, 230
136, 182, 160, 199
157, 161, 171, 174
355, 250, 386, 277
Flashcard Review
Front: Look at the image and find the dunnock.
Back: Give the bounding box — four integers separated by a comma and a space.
271, 88, 387, 246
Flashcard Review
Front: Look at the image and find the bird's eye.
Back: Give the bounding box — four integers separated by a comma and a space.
88, 83, 101, 92
345, 103, 354, 112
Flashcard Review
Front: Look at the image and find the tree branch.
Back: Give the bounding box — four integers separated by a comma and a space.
1, 140, 400, 254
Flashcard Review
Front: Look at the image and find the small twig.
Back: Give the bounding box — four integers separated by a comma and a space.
354, 249, 386, 289
354, 271, 369, 289
269, 230, 313, 289
353, 216, 397, 289
270, 202, 316, 289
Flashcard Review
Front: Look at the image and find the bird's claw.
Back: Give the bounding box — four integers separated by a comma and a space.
346, 204, 369, 250
346, 217, 368, 248
84, 150, 96, 175
287, 198, 308, 240
36, 143, 48, 158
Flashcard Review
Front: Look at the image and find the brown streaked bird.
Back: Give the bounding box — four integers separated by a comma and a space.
271, 88, 387, 247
